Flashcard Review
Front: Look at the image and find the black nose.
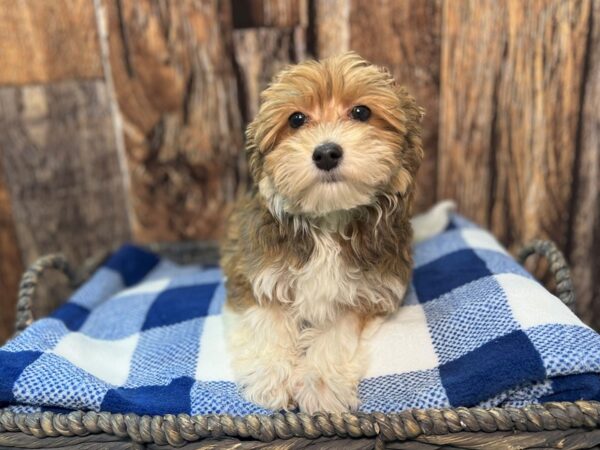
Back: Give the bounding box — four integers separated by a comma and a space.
312, 143, 343, 171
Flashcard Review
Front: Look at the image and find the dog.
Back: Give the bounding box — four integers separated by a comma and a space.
221, 52, 426, 414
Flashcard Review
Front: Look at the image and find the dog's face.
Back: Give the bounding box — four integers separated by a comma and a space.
247, 52, 424, 217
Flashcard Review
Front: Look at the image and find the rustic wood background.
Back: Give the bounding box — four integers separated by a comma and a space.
0, 0, 598, 343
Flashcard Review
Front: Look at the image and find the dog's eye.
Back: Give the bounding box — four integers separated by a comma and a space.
288, 112, 307, 129
350, 105, 371, 122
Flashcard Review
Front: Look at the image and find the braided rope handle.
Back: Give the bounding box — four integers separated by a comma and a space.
14, 254, 77, 333
517, 240, 576, 312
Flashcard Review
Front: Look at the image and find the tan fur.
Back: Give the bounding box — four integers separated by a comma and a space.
221, 52, 424, 413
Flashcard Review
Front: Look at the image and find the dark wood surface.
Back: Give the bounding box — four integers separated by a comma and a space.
232, 0, 307, 28
0, 0, 598, 339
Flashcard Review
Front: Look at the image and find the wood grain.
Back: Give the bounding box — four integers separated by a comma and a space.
0, 162, 23, 342
311, 0, 350, 58
232, 0, 307, 28
104, 0, 245, 242
233, 27, 307, 124
438, 1, 508, 227
0, 81, 131, 266
439, 0, 598, 323
0, 0, 102, 85
348, 0, 441, 212
490, 0, 591, 250
439, 0, 591, 248
569, 0, 600, 328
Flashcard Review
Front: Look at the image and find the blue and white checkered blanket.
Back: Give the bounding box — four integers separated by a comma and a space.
2, 214, 600, 416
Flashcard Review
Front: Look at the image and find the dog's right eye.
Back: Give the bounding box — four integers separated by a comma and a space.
288, 112, 307, 129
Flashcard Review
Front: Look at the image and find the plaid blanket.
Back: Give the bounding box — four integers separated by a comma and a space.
1, 214, 600, 416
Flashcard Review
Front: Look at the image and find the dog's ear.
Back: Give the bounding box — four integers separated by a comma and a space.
394, 85, 425, 125
390, 85, 424, 197
391, 167, 413, 196
245, 119, 263, 184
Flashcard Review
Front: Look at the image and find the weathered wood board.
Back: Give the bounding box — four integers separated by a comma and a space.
348, 0, 442, 212
439, 0, 591, 247
438, 0, 515, 228
0, 0, 103, 85
569, 0, 600, 328
311, 0, 350, 58
103, 0, 245, 242
439, 0, 598, 326
232, 0, 307, 28
0, 81, 131, 265
233, 27, 308, 123
0, 162, 23, 342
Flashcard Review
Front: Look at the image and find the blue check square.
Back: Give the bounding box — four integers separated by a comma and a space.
414, 249, 492, 302
142, 284, 219, 330
51, 303, 90, 332
440, 330, 545, 406
102, 376, 194, 415
104, 245, 160, 286
0, 350, 42, 404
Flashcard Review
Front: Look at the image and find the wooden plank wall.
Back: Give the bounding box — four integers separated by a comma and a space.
438, 0, 599, 325
0, 0, 598, 342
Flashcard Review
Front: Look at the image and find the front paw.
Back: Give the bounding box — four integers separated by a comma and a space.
293, 372, 360, 414
237, 362, 295, 410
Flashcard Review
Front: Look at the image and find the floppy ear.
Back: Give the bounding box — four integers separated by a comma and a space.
390, 86, 425, 197
391, 167, 413, 196
395, 85, 425, 127
245, 119, 264, 184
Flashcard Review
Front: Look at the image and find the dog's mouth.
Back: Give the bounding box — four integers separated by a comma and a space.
317, 170, 343, 183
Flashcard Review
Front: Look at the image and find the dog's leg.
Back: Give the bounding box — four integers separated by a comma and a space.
224, 304, 298, 410
293, 312, 367, 413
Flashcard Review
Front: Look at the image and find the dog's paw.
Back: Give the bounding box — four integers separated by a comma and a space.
238, 362, 295, 410
293, 373, 360, 414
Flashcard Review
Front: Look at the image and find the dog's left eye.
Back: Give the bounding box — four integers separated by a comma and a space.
350, 105, 371, 122
288, 112, 307, 129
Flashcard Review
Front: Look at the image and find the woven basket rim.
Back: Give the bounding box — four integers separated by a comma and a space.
1, 400, 600, 446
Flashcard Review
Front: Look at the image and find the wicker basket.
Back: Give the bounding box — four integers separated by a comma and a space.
1, 240, 599, 450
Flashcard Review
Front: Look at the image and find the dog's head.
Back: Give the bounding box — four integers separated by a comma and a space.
247, 52, 424, 218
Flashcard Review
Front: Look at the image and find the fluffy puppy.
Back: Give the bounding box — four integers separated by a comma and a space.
221, 52, 424, 413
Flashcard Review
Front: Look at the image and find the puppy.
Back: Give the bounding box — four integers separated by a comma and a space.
221, 52, 424, 414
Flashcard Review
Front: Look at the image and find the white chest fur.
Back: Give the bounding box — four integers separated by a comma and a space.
251, 230, 406, 325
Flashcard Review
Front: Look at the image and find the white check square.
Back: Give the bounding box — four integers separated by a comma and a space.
500, 273, 583, 329
51, 332, 139, 386
461, 228, 508, 254
365, 304, 438, 378
195, 316, 235, 382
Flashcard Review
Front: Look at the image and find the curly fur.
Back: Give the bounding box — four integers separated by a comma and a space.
221, 52, 424, 413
